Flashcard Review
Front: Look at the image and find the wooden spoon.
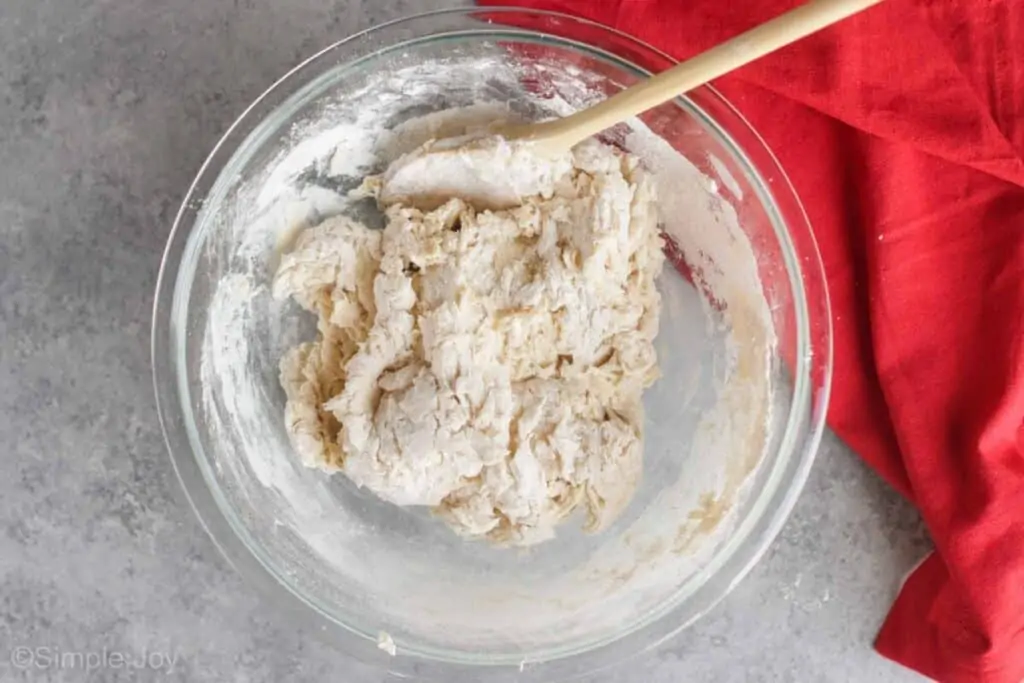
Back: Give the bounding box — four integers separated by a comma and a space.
379, 0, 883, 208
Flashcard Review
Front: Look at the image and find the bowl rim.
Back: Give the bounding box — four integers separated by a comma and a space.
152, 6, 833, 681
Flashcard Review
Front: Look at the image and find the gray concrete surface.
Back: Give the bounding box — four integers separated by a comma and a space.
0, 0, 932, 680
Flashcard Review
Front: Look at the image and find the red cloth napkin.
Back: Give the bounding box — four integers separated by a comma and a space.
478, 0, 1024, 680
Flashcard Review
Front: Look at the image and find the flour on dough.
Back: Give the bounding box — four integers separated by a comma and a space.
274, 138, 664, 546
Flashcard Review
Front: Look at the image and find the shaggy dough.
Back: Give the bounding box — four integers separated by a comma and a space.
274, 138, 664, 546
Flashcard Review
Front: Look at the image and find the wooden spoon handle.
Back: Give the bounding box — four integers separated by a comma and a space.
511, 0, 883, 151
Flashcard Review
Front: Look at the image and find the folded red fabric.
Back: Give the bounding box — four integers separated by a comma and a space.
478, 0, 1024, 680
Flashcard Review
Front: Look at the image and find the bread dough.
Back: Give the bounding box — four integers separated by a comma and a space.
274, 138, 664, 546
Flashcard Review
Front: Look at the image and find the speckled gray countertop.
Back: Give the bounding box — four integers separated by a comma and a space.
0, 1, 933, 681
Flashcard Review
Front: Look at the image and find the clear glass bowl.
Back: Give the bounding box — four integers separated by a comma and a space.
153, 8, 831, 681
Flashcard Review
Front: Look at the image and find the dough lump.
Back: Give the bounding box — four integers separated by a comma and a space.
275, 139, 664, 546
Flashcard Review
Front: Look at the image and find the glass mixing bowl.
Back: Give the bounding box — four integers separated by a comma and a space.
153, 8, 831, 681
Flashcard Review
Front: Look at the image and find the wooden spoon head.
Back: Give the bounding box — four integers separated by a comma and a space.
379, 135, 573, 210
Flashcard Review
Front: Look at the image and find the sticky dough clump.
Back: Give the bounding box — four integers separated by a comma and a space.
274, 138, 663, 546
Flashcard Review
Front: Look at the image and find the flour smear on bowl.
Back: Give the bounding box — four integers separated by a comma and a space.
197, 53, 775, 648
